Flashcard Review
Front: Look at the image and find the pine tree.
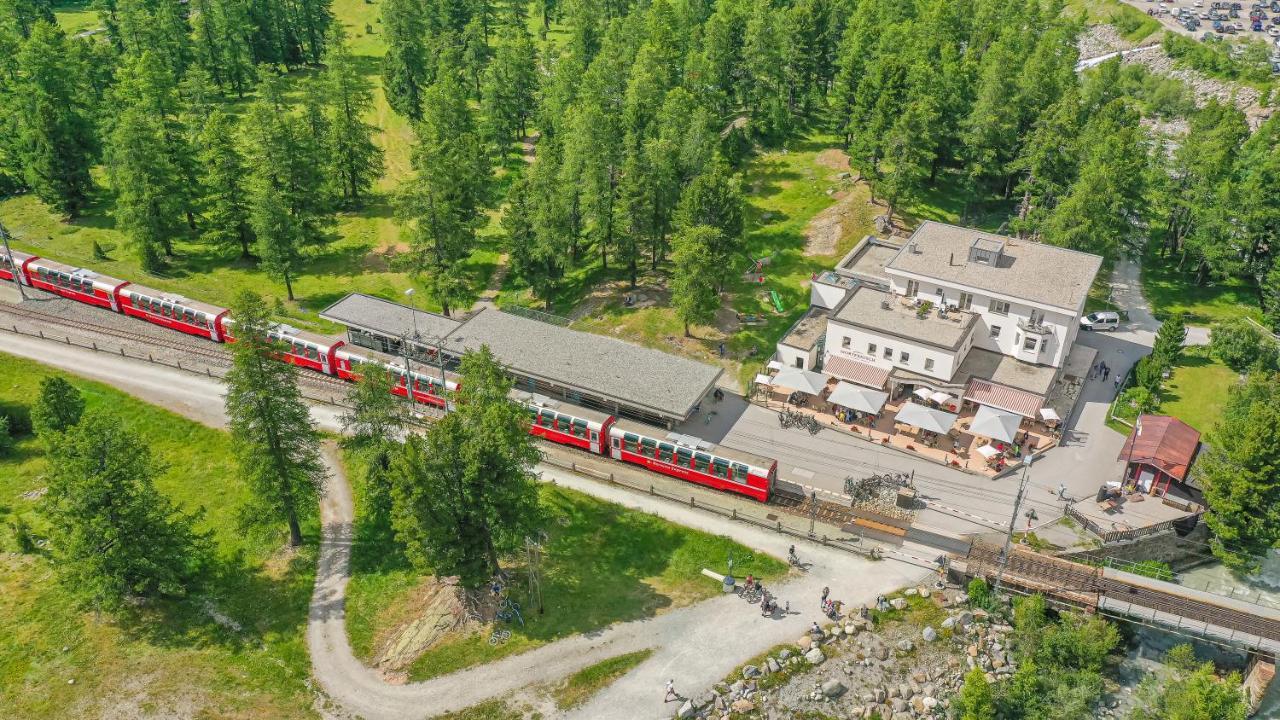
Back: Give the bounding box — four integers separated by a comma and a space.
15, 21, 96, 216
380, 0, 430, 120
340, 367, 405, 522
30, 375, 84, 438
878, 90, 939, 218
397, 67, 490, 316
479, 27, 538, 158
389, 345, 542, 588
674, 163, 744, 287
0, 0, 54, 38
1200, 374, 1280, 573
198, 109, 254, 258
323, 27, 382, 207
952, 667, 996, 720
248, 172, 304, 299
106, 105, 186, 272
43, 411, 207, 612
1152, 313, 1187, 368
224, 291, 326, 546
669, 225, 722, 337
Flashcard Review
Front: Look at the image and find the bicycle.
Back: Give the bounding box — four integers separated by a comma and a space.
740, 585, 762, 603
496, 598, 525, 627
488, 628, 512, 646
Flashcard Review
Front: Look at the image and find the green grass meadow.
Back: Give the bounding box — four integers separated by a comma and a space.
343, 451, 788, 682
0, 352, 317, 720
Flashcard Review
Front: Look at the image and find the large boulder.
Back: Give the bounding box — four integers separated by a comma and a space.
941, 616, 956, 630
890, 597, 909, 610
896, 639, 915, 653
766, 657, 781, 673
805, 647, 827, 665
796, 635, 813, 651
730, 699, 755, 713
677, 700, 695, 718
821, 679, 847, 698
779, 648, 792, 660
922, 626, 938, 642
743, 664, 761, 679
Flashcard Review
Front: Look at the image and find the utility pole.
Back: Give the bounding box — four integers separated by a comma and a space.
0, 221, 26, 301
808, 490, 818, 538
993, 451, 1035, 597
525, 535, 545, 615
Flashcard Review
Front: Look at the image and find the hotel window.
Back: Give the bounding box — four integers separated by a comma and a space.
1023, 336, 1038, 351
924, 358, 935, 371
906, 280, 919, 297
990, 300, 1010, 316
883, 346, 893, 359
990, 325, 1002, 338
958, 292, 973, 310
867, 343, 877, 354
899, 351, 910, 363
841, 337, 851, 348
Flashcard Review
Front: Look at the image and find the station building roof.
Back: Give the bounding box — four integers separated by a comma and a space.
320, 294, 723, 422
441, 308, 722, 422
319, 293, 462, 341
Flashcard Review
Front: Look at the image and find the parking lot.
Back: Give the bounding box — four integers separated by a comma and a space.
1130, 0, 1280, 46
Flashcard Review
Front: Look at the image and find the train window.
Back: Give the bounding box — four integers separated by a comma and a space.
676, 448, 692, 466
183, 308, 195, 322
639, 436, 656, 454
572, 419, 588, 438
694, 453, 711, 472
539, 410, 554, 427
306, 346, 319, 360
733, 464, 749, 482
623, 432, 639, 452
658, 442, 674, 462
149, 299, 160, 313
712, 459, 729, 478
196, 311, 206, 326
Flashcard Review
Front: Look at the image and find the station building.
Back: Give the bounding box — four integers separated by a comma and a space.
320, 294, 723, 427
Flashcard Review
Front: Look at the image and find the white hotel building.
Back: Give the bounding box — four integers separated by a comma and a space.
776, 221, 1102, 419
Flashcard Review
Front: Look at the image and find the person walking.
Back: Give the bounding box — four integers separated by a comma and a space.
821, 586, 830, 606
1057, 483, 1067, 500
665, 679, 678, 703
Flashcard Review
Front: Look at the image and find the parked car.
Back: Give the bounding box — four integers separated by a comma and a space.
1080, 312, 1121, 332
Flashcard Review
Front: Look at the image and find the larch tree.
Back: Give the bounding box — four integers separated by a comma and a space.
198, 108, 255, 259
380, 0, 430, 120
322, 27, 382, 207
224, 290, 326, 547
106, 105, 186, 272
340, 367, 406, 522
30, 375, 84, 438
15, 21, 96, 217
1129, 645, 1247, 720
0, 0, 54, 38
397, 66, 490, 316
669, 225, 722, 337
247, 170, 305, 300
674, 163, 745, 289
43, 411, 207, 613
389, 346, 543, 588
1200, 374, 1280, 572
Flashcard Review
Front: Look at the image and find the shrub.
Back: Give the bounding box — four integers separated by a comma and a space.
968, 577, 992, 609
1209, 318, 1276, 373
1120, 386, 1160, 417
0, 415, 12, 457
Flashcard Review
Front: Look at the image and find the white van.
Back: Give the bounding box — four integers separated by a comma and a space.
1080, 311, 1121, 331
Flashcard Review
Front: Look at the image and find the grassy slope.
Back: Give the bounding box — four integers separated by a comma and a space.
1157, 346, 1238, 432
343, 452, 788, 682
0, 352, 316, 719
1064, 0, 1163, 42
1140, 250, 1262, 324
15, 0, 498, 329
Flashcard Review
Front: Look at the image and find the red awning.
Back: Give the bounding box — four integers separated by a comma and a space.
963, 379, 1044, 418
823, 354, 890, 389
1117, 415, 1201, 482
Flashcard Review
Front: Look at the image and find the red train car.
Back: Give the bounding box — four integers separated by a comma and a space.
25, 258, 127, 310
515, 391, 614, 455
267, 325, 345, 375
0, 249, 35, 285
115, 284, 230, 342
334, 347, 459, 408
606, 420, 777, 502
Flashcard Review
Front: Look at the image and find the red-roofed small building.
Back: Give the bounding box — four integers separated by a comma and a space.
1118, 415, 1202, 497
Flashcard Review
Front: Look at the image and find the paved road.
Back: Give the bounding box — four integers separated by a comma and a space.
0, 333, 927, 719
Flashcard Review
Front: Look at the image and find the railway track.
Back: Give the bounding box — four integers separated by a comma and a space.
0, 301, 351, 393
966, 541, 1280, 644
0, 302, 232, 363
770, 491, 860, 527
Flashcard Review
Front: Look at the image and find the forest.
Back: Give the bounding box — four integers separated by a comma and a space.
0, 0, 1278, 329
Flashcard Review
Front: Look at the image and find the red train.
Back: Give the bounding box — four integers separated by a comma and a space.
0, 249, 777, 501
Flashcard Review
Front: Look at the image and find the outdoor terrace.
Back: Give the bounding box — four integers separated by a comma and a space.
832, 288, 977, 351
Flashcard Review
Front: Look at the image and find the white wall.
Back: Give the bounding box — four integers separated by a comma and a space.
776, 343, 817, 370
823, 320, 965, 383
888, 276, 1076, 368
811, 281, 850, 310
